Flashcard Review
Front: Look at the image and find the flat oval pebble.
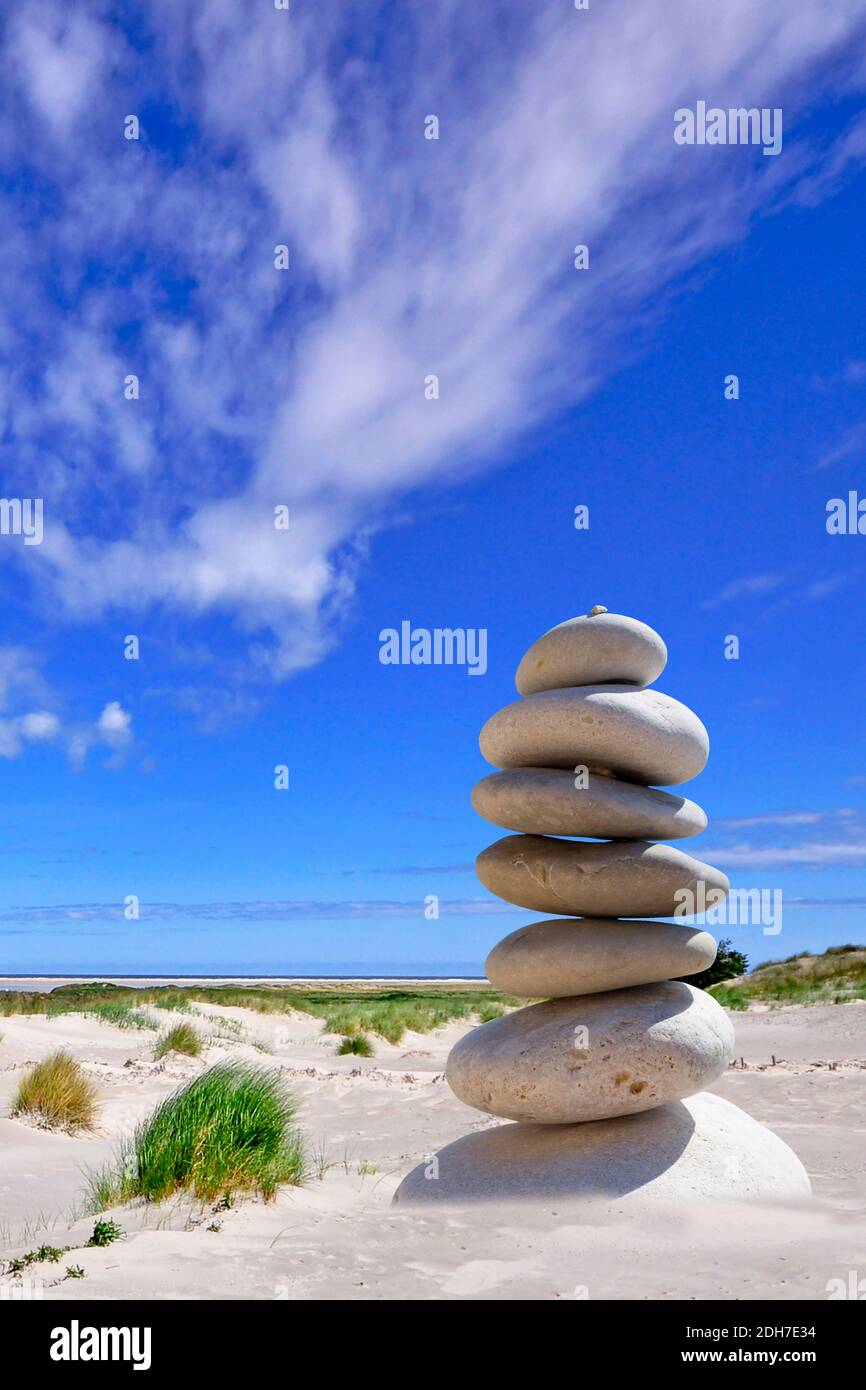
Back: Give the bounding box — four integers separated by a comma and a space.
472, 767, 707, 840
392, 1092, 811, 1205
446, 981, 734, 1124
486, 918, 718, 998
516, 611, 667, 695
476, 834, 728, 918
479, 685, 709, 786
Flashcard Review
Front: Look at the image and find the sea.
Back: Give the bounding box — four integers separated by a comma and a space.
0, 965, 485, 992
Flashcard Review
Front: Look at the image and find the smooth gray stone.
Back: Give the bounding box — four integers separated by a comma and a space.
472, 767, 707, 840
479, 685, 709, 786
392, 1092, 812, 1204
485, 917, 717, 997
516, 611, 667, 696
446, 981, 733, 1123
476, 834, 729, 918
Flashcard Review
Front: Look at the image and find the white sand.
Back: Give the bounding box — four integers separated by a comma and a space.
0, 999, 864, 1300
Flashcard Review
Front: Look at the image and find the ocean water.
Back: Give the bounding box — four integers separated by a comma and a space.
0, 964, 486, 991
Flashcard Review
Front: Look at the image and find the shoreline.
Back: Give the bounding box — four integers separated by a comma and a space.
0, 974, 487, 992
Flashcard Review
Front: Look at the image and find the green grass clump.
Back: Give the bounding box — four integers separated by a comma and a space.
476, 1002, 505, 1023
336, 1033, 373, 1056
151, 992, 190, 1013
86, 1002, 158, 1031
89, 1062, 304, 1208
154, 1022, 202, 1059
11, 1051, 97, 1132
707, 985, 751, 1011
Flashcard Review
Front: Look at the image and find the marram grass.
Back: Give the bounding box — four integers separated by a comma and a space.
12, 1050, 97, 1132
154, 1021, 202, 1059
88, 1062, 304, 1209
336, 1033, 374, 1056
85, 1001, 158, 1031
0, 982, 523, 1045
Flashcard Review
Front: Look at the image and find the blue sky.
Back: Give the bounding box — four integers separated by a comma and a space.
1, 1, 866, 975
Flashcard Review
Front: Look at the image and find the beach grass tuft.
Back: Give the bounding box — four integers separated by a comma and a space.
154, 1022, 202, 1059
88, 1061, 304, 1208
476, 1002, 506, 1022
11, 1050, 97, 1132
336, 1033, 374, 1056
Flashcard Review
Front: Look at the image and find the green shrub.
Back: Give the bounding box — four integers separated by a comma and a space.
681, 937, 749, 990
87, 1219, 124, 1247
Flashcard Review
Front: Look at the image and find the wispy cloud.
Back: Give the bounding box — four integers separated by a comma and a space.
2, 2, 866, 676
785, 898, 866, 909
701, 569, 858, 611
0, 897, 522, 926
143, 684, 263, 735
714, 812, 825, 830
706, 807, 866, 869
339, 863, 474, 878
817, 421, 866, 468
709, 842, 866, 868
804, 574, 856, 600
700, 572, 790, 609
789, 109, 866, 208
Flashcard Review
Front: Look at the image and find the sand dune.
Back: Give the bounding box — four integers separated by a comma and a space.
1, 999, 864, 1300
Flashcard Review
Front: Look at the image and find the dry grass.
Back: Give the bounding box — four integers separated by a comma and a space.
11, 1050, 97, 1132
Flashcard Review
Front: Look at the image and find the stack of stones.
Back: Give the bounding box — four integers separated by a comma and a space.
395, 608, 810, 1204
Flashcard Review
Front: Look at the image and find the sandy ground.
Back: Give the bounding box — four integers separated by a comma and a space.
0, 998, 864, 1301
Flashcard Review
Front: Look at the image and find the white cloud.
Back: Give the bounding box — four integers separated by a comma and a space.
707, 808, 866, 868
0, 645, 132, 764
2, 1, 866, 673
68, 700, 134, 768
700, 572, 790, 609
714, 812, 824, 830
18, 710, 61, 742
97, 700, 132, 743
0, 896, 522, 924
9, 10, 110, 136
709, 841, 866, 868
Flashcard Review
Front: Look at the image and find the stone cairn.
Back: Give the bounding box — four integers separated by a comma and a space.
395, 608, 810, 1203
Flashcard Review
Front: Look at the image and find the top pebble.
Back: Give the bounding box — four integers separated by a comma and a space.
515, 607, 667, 696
